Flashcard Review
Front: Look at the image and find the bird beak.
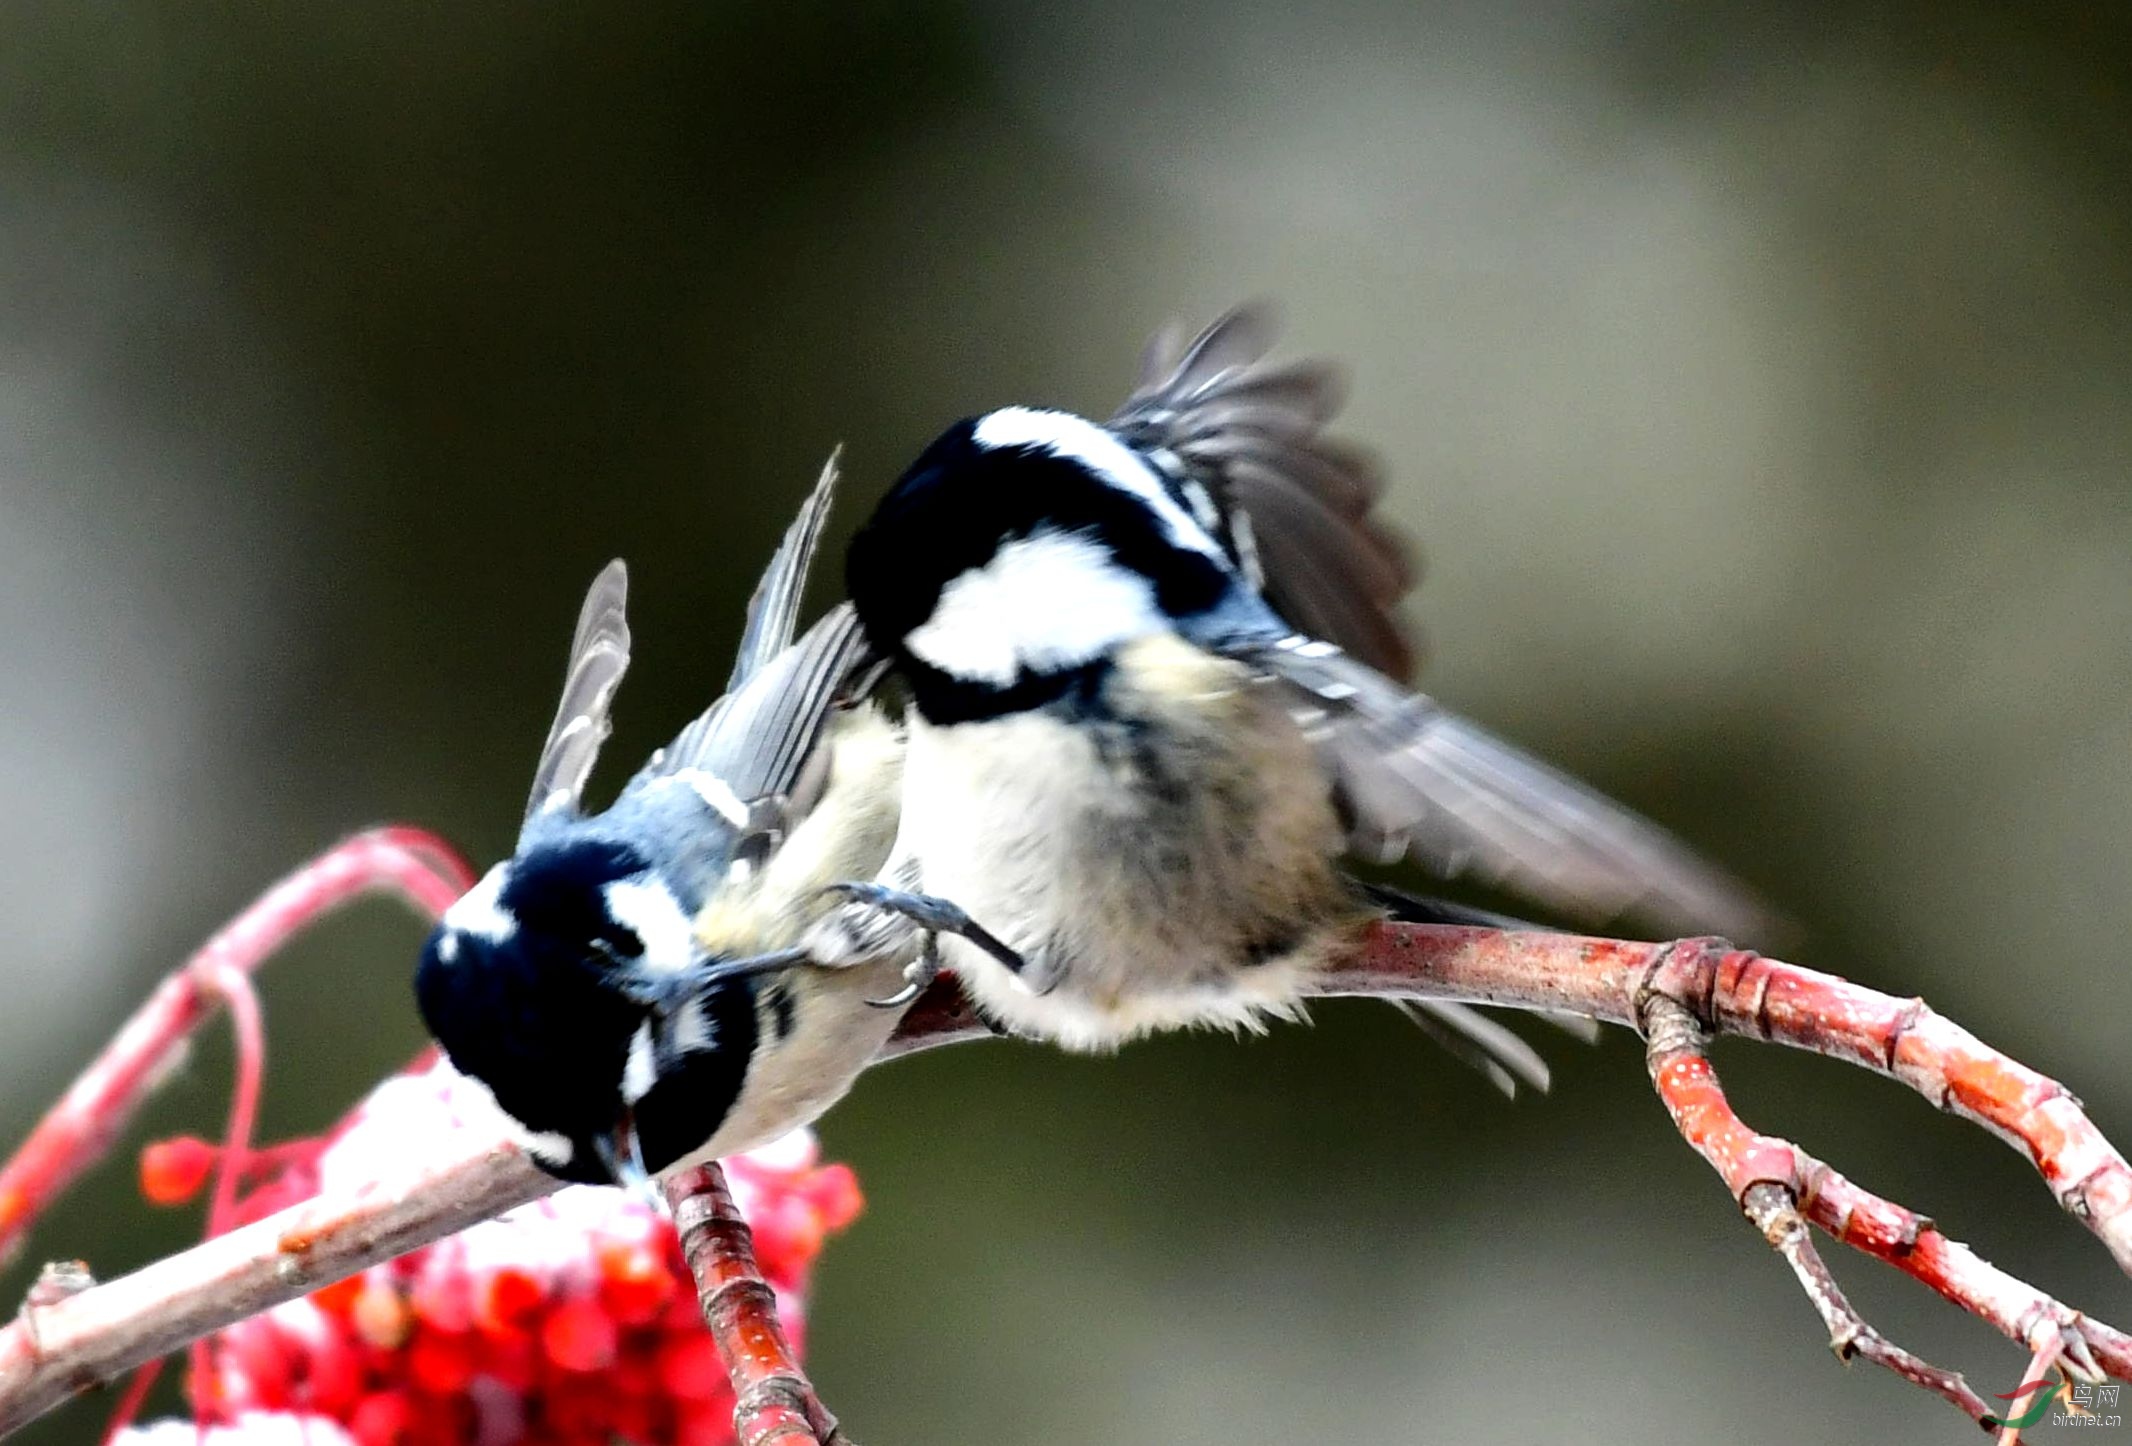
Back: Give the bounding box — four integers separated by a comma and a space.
593, 1109, 663, 1208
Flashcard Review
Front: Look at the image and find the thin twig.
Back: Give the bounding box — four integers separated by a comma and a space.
1646, 994, 1993, 1423
665, 1165, 854, 1446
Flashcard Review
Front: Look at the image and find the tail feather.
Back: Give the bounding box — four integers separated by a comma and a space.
1358, 884, 1563, 1095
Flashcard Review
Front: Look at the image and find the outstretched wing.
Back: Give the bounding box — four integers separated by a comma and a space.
1125, 306, 1776, 942
1110, 303, 1417, 682
522, 560, 631, 835
727, 450, 841, 693
1243, 634, 1778, 943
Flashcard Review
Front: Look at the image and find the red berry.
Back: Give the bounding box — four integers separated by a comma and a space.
608, 1392, 662, 1445
300, 1330, 365, 1415
539, 1299, 618, 1374
400, 1393, 475, 1446
351, 1281, 411, 1351
539, 1377, 611, 1436
406, 1330, 476, 1395
805, 1164, 864, 1232
217, 1316, 296, 1407
660, 1290, 706, 1332
593, 1241, 674, 1326
348, 1392, 413, 1446
675, 1400, 736, 1446
473, 1267, 545, 1337
139, 1137, 217, 1206
609, 1353, 660, 1400
474, 1329, 539, 1392
409, 1260, 473, 1335
309, 1276, 365, 1317
655, 1334, 725, 1404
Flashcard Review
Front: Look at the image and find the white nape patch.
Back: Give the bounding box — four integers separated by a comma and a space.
521, 1129, 575, 1168
670, 996, 716, 1053
434, 933, 460, 964
441, 863, 515, 943
972, 407, 1226, 560
673, 768, 749, 828
905, 527, 1161, 686
621, 1021, 656, 1105
602, 878, 696, 975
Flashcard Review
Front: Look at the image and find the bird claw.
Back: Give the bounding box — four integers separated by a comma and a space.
818, 882, 1029, 978
866, 934, 944, 1010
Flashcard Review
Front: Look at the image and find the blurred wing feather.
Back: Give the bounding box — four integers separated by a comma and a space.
1255, 638, 1777, 943
521, 560, 631, 834
1110, 304, 1417, 682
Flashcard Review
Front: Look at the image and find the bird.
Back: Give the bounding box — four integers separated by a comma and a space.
804, 304, 1773, 1078
414, 458, 916, 1186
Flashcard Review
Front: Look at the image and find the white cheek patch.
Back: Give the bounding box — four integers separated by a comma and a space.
441, 863, 515, 943
972, 407, 1227, 560
670, 996, 717, 1053
905, 528, 1162, 686
621, 1020, 657, 1105
602, 878, 697, 975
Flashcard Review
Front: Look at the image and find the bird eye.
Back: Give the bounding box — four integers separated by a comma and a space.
589, 927, 644, 966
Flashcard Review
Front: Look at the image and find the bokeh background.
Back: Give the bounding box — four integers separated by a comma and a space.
4, 2, 2129, 1441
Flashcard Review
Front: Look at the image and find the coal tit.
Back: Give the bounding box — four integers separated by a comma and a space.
415, 460, 912, 1186
811, 306, 1772, 1068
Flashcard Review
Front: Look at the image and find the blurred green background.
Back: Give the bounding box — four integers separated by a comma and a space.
4, 2, 2129, 1441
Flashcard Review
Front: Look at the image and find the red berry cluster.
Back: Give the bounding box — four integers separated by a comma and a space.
126, 1062, 862, 1446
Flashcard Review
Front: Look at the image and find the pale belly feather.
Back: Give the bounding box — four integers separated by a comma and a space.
892, 638, 1354, 1049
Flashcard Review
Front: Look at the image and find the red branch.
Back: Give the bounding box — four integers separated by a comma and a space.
1321, 926, 2132, 1275
1, 859, 2128, 1438
0, 828, 474, 1270
665, 1166, 852, 1446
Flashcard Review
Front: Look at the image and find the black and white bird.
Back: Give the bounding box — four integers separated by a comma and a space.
809, 306, 1772, 1077
415, 461, 913, 1185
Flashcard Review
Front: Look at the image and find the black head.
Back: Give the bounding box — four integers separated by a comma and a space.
413, 835, 754, 1184
847, 408, 1247, 723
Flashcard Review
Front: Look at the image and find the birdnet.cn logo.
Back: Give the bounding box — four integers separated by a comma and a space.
1984, 1378, 2122, 1431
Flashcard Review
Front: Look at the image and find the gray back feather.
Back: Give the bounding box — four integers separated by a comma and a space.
521, 560, 632, 835
638, 604, 873, 807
